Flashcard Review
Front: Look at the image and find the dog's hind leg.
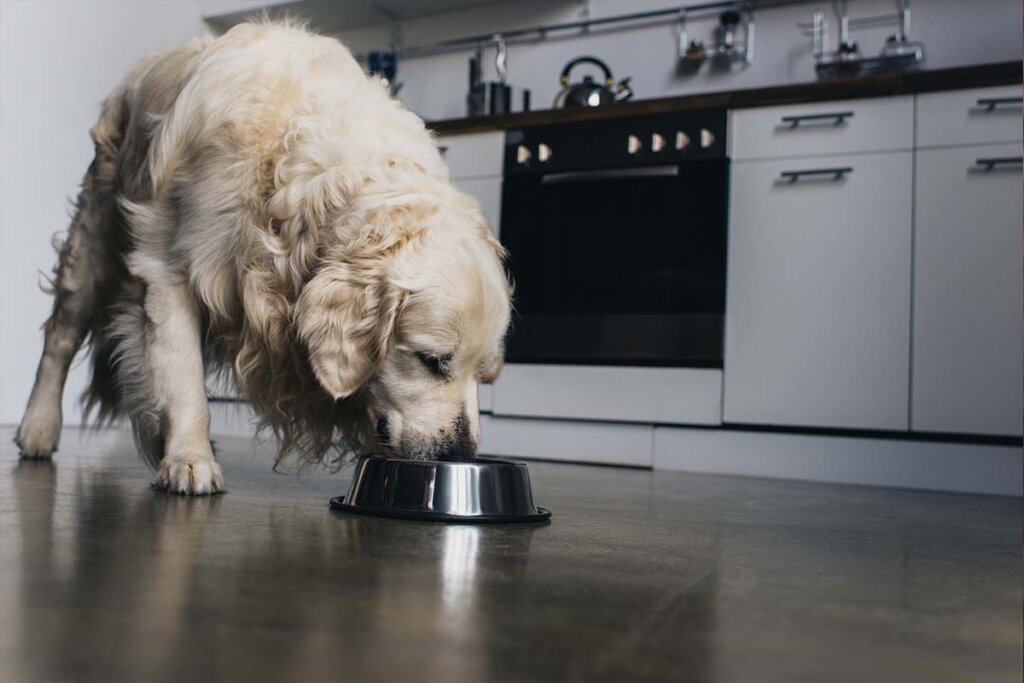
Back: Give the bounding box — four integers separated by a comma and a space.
16, 163, 115, 458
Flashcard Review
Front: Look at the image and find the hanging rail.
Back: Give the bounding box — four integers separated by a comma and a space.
359, 0, 817, 61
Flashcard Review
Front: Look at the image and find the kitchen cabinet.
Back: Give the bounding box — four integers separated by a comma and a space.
911, 143, 1023, 436
729, 96, 913, 161
439, 131, 506, 411
451, 176, 501, 237
724, 151, 913, 430
438, 131, 505, 179
479, 414, 654, 467
440, 131, 505, 238
653, 425, 1022, 496
916, 85, 1023, 149
433, 83, 1019, 457
492, 365, 722, 425
478, 382, 494, 412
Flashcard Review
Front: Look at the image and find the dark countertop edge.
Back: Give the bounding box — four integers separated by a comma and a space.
429, 61, 1022, 135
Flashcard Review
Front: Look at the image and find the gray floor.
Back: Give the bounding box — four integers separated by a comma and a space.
1, 427, 1020, 683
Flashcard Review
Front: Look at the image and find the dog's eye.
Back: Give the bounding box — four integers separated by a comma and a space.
415, 352, 449, 378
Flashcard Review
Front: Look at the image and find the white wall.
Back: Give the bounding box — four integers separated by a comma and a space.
0, 1, 218, 425
332, 0, 1023, 120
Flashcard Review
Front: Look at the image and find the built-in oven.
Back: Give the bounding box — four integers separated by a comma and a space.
500, 109, 729, 367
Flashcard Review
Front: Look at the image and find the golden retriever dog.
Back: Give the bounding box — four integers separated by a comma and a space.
15, 20, 512, 494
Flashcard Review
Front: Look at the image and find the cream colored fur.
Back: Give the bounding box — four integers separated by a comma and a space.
15, 20, 512, 494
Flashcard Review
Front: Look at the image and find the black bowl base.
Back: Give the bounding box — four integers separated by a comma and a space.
329, 496, 551, 524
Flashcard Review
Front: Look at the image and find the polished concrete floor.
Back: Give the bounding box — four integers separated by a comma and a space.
1, 426, 1020, 683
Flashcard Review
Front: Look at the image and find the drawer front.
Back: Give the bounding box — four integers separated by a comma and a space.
478, 383, 494, 413
917, 85, 1023, 148
724, 152, 913, 431
437, 131, 505, 179
452, 176, 502, 236
479, 415, 654, 467
492, 364, 722, 425
729, 96, 913, 160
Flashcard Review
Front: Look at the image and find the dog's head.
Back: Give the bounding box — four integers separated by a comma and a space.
295, 182, 511, 460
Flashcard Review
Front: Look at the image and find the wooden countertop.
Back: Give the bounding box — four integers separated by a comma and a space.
429, 61, 1022, 135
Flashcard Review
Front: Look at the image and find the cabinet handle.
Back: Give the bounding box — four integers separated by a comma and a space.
780, 111, 854, 128
974, 157, 1023, 171
779, 167, 853, 183
975, 96, 1023, 111
437, 145, 449, 157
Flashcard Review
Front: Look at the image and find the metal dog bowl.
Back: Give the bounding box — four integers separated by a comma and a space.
329, 456, 551, 523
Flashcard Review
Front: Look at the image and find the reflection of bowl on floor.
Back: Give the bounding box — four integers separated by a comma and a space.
329, 456, 551, 523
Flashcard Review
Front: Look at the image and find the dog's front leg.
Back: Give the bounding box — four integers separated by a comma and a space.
140, 269, 223, 495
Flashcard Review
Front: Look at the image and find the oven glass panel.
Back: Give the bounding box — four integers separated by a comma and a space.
502, 159, 728, 318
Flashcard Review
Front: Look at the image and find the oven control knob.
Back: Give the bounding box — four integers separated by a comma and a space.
516, 144, 532, 164
651, 133, 665, 153
627, 134, 642, 155
700, 128, 715, 149
538, 143, 552, 163
675, 131, 690, 150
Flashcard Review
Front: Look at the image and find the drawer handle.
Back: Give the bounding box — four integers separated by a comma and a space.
975, 96, 1023, 111
780, 111, 854, 128
974, 157, 1023, 171
779, 167, 853, 183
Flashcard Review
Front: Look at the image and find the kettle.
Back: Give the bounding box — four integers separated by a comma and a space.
553, 56, 634, 108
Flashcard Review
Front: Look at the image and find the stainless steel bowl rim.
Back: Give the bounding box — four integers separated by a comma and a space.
330, 456, 551, 523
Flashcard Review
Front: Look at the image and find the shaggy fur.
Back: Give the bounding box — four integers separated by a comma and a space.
15, 20, 512, 494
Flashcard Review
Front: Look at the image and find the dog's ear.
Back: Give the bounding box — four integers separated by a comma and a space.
295, 246, 403, 399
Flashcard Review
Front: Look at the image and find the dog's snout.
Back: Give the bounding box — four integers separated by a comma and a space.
437, 411, 476, 462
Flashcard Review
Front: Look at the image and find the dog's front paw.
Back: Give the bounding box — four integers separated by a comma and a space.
156, 454, 224, 495
15, 409, 62, 459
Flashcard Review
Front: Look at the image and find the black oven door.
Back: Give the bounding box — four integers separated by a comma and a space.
500, 158, 728, 367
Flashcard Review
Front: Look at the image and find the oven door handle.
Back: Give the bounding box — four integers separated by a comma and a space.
540, 165, 679, 184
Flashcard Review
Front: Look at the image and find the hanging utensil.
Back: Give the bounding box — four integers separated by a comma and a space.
488, 34, 512, 115
466, 43, 486, 116
677, 9, 706, 74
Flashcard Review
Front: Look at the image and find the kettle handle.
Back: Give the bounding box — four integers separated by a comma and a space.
559, 56, 614, 87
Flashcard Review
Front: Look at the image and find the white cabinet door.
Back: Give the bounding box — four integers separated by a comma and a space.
724, 152, 913, 430
452, 176, 502, 237
912, 143, 1023, 436
437, 131, 505, 179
